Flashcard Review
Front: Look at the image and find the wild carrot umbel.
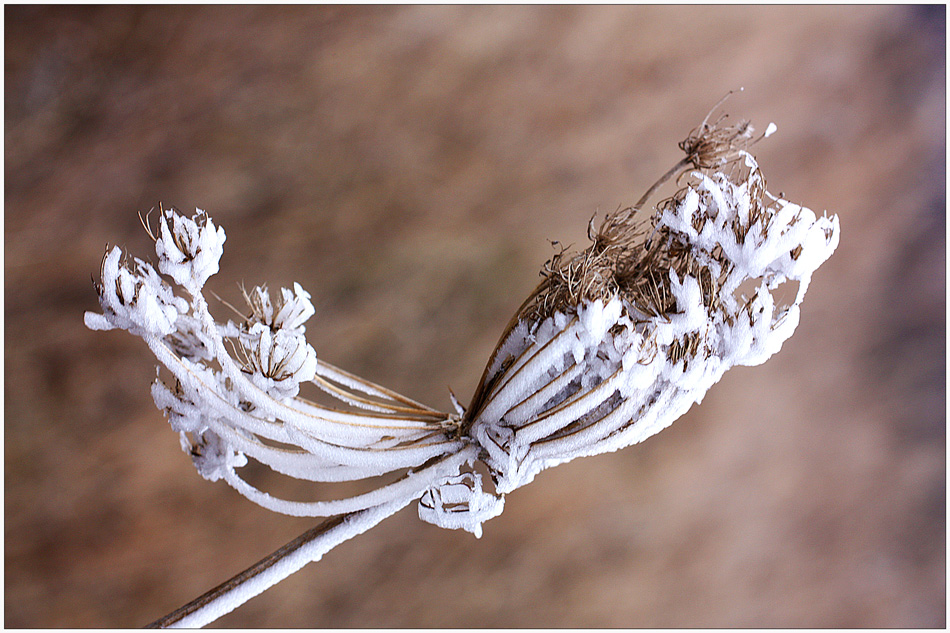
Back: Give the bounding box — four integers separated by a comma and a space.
86, 106, 840, 627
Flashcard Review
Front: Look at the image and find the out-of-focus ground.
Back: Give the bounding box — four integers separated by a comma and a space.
5, 5, 945, 628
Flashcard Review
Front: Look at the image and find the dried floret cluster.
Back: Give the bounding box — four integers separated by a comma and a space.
463, 140, 838, 498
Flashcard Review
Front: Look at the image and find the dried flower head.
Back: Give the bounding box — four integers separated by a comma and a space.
680, 111, 755, 170
154, 206, 226, 292
86, 105, 839, 628
84, 245, 187, 337
463, 145, 838, 495
240, 282, 316, 333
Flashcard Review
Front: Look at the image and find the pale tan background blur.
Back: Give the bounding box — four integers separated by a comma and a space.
5, 5, 945, 628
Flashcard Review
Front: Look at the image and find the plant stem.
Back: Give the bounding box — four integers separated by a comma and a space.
146, 498, 412, 628
634, 157, 691, 211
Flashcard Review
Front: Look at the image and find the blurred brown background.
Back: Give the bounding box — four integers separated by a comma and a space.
5, 5, 945, 628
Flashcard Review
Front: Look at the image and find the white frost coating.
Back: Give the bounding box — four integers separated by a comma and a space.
221, 447, 476, 518
577, 298, 621, 345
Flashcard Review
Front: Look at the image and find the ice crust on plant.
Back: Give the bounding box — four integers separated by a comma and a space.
86, 115, 839, 543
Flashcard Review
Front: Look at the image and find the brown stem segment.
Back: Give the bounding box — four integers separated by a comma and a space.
634, 157, 691, 212
145, 513, 348, 628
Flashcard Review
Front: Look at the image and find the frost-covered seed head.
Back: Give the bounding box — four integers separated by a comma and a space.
84, 245, 187, 337
238, 323, 317, 400
155, 207, 226, 292
465, 141, 839, 497
183, 429, 248, 483
242, 282, 315, 333
85, 107, 840, 546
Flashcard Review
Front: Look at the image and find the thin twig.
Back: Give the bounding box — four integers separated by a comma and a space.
634, 156, 691, 212
146, 499, 411, 628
